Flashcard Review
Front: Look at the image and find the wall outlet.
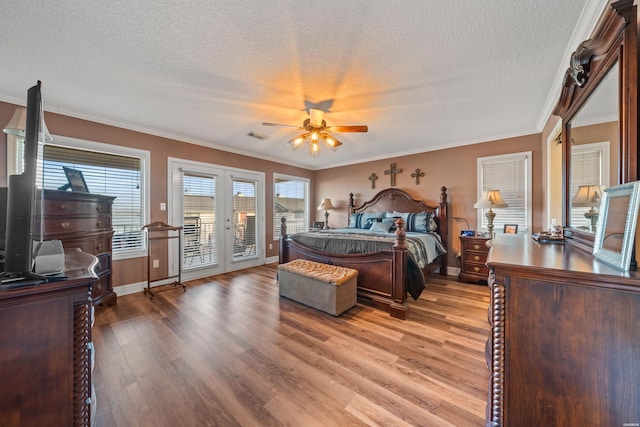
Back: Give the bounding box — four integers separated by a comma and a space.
160, 203, 166, 211
269, 243, 273, 250
152, 259, 159, 268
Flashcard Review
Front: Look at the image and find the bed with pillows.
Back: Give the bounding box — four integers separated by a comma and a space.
279, 187, 449, 319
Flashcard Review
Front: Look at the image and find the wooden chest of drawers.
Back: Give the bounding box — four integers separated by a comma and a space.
458, 235, 491, 283
44, 190, 116, 305
0, 253, 95, 427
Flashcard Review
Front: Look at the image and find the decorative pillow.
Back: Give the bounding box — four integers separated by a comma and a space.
391, 211, 438, 233
369, 221, 393, 233
382, 217, 400, 232
349, 212, 385, 229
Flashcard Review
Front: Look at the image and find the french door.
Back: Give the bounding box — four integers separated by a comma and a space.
169, 159, 264, 280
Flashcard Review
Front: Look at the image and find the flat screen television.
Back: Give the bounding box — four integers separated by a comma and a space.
1, 81, 46, 284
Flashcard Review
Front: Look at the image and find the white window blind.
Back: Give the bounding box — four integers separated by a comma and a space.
42, 144, 146, 256
232, 179, 258, 257
570, 142, 609, 229
477, 152, 531, 232
274, 175, 309, 239
182, 172, 218, 268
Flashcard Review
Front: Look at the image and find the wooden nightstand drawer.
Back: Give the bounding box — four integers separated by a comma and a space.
458, 235, 491, 283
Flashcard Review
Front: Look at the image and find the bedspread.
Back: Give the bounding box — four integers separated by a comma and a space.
289, 229, 446, 300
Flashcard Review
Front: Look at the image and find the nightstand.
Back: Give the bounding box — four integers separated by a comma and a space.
458, 235, 491, 283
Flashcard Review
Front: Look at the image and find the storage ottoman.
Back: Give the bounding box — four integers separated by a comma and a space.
278, 259, 358, 316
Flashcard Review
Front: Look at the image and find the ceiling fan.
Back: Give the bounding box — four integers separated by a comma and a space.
262, 109, 368, 157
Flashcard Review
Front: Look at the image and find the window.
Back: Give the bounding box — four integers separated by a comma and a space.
273, 174, 309, 239
570, 141, 609, 229
477, 152, 532, 232
41, 136, 150, 259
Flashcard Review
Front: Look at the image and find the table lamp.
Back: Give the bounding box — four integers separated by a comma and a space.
474, 190, 508, 234
317, 198, 335, 229
571, 185, 602, 232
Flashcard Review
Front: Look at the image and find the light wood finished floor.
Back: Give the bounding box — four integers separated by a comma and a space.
92, 264, 490, 427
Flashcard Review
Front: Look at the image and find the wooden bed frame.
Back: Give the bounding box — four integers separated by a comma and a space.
279, 187, 448, 319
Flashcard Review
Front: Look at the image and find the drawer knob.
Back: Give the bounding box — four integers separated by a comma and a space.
59, 203, 71, 211
96, 243, 104, 251
474, 255, 481, 261
96, 283, 102, 290
96, 220, 104, 227
60, 222, 71, 230
473, 266, 480, 272
472, 244, 481, 250
96, 205, 105, 213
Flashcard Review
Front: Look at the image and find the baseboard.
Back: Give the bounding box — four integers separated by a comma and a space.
114, 258, 280, 296
446, 266, 460, 277
113, 278, 176, 297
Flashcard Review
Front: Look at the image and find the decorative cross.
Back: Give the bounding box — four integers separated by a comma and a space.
368, 172, 378, 189
411, 168, 425, 185
384, 162, 403, 186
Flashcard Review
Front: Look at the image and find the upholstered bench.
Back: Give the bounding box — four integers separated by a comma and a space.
277, 259, 358, 316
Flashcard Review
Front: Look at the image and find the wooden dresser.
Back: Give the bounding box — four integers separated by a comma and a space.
485, 234, 640, 426
43, 190, 116, 306
0, 250, 96, 427
458, 235, 491, 283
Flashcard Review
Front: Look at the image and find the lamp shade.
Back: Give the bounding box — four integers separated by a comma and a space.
317, 198, 335, 210
572, 185, 602, 207
474, 190, 508, 209
3, 106, 53, 142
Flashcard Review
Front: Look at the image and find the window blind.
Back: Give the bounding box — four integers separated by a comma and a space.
274, 177, 308, 239
570, 146, 604, 229
478, 152, 530, 231
42, 144, 145, 254
181, 172, 218, 268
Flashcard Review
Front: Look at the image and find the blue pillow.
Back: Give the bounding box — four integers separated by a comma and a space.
349, 212, 385, 229
369, 221, 393, 233
391, 211, 438, 233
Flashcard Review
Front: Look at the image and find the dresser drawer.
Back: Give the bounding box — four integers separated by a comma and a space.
44, 198, 111, 217
462, 262, 489, 277
92, 273, 111, 301
461, 240, 490, 253
95, 252, 111, 276
50, 232, 112, 256
44, 215, 112, 235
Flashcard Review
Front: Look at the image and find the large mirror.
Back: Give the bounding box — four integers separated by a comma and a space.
568, 63, 619, 233
552, 0, 638, 252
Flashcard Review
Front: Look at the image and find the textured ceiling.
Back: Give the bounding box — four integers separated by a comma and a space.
0, 0, 608, 170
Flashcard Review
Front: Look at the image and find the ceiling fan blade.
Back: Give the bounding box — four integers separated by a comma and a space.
261, 122, 302, 129
325, 125, 368, 132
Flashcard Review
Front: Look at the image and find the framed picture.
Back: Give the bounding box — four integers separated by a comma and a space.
63, 166, 89, 193
313, 221, 324, 229
593, 181, 640, 271
503, 224, 518, 234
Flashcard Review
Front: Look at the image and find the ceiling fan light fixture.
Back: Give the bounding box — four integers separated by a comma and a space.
310, 141, 320, 157
265, 108, 366, 157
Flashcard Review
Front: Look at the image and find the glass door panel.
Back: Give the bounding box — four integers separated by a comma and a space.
227, 172, 262, 271
182, 172, 218, 270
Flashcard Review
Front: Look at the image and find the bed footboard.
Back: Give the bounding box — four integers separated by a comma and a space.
280, 217, 409, 319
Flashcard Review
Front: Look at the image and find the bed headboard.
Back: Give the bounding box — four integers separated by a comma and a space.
347, 186, 449, 246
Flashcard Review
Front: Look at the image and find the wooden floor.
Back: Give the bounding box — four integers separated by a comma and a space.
92, 264, 490, 427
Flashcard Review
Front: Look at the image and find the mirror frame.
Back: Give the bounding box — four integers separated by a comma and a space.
553, 0, 638, 253
593, 181, 640, 270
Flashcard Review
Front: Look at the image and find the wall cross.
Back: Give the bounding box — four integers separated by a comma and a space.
411, 168, 425, 185
384, 163, 403, 186
368, 172, 378, 189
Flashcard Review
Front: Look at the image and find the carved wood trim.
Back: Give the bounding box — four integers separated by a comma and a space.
73, 297, 91, 427
487, 269, 505, 427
